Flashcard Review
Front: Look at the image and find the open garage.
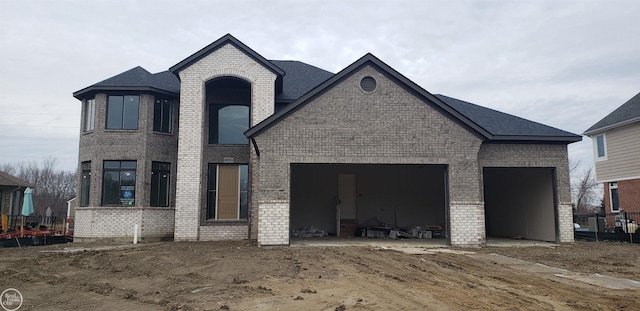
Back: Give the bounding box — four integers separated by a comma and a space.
290, 164, 447, 238
483, 167, 557, 242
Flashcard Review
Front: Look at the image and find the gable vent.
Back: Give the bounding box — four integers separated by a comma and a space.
360, 76, 377, 93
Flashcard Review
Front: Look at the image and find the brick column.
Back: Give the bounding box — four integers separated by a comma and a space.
257, 201, 289, 245
174, 73, 203, 241
557, 202, 574, 243
449, 201, 486, 247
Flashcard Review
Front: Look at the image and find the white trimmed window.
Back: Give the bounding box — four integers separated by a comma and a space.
84, 98, 95, 131
594, 134, 607, 161
609, 182, 620, 212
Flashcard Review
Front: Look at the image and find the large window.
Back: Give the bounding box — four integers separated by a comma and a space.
150, 162, 170, 207
80, 161, 91, 206
209, 104, 249, 144
84, 99, 95, 131
153, 97, 172, 133
102, 161, 136, 206
595, 134, 607, 160
107, 95, 139, 129
610, 182, 620, 212
206, 164, 248, 220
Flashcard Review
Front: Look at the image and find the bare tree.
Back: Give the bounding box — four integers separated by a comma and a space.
1, 157, 76, 220
569, 159, 600, 215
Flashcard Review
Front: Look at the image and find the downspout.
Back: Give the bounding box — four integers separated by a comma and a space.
250, 137, 260, 158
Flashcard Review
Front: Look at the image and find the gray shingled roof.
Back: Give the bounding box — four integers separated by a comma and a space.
270, 60, 334, 102
74, 61, 331, 102
0, 170, 34, 188
73, 66, 180, 99
436, 94, 581, 139
584, 92, 640, 135
247, 53, 581, 143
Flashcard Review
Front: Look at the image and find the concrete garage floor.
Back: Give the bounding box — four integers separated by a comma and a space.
290, 237, 558, 248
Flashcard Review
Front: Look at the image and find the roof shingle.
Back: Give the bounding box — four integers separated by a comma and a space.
0, 171, 34, 188
584, 92, 640, 135
270, 60, 334, 102
436, 94, 581, 139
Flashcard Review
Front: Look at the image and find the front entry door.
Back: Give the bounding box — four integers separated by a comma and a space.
217, 165, 239, 220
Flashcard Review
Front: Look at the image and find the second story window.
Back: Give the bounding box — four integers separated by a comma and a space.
84, 99, 95, 132
153, 97, 172, 133
209, 104, 249, 144
595, 134, 607, 160
107, 95, 139, 130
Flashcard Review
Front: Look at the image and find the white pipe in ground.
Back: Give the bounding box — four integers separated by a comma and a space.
134, 224, 138, 244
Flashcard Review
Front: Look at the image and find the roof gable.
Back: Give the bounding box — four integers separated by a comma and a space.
584, 92, 640, 135
169, 34, 285, 78
246, 53, 580, 143
246, 53, 493, 139
73, 66, 180, 99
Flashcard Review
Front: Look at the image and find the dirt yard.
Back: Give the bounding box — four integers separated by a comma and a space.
1, 239, 639, 311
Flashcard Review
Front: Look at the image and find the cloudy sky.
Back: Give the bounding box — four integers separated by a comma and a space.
1, 0, 638, 177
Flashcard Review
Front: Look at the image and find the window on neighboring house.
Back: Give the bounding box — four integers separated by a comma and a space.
84, 99, 95, 131
208, 104, 249, 144
610, 182, 620, 212
153, 97, 172, 133
106, 95, 139, 129
80, 161, 91, 206
206, 164, 248, 220
150, 162, 170, 207
595, 134, 607, 160
102, 160, 136, 206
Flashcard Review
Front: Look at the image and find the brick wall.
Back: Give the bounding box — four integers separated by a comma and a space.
200, 223, 249, 241
174, 43, 277, 241
257, 201, 289, 245
604, 178, 640, 213
253, 65, 485, 246
449, 202, 486, 247
75, 92, 179, 240
74, 207, 174, 241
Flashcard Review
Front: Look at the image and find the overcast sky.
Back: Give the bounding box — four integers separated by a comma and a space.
1, 0, 638, 177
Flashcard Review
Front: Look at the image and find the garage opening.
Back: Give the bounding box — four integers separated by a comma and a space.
483, 167, 557, 242
290, 164, 447, 240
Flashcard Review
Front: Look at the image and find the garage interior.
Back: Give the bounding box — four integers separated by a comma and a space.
483, 167, 557, 242
290, 164, 448, 239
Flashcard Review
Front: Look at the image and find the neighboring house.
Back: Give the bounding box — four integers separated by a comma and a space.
584, 92, 640, 214
73, 34, 581, 247
0, 170, 34, 232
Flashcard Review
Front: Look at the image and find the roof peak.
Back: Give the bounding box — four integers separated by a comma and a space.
169, 33, 284, 77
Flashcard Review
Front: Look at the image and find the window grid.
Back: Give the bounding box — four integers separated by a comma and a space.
102, 160, 137, 206
151, 162, 170, 207
153, 98, 172, 133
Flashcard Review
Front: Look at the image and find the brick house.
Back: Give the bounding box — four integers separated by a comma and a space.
584, 92, 640, 215
73, 34, 581, 247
